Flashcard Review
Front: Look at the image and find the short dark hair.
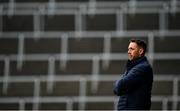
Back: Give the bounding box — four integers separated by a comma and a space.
130, 39, 147, 54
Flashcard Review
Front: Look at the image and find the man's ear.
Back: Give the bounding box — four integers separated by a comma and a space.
139, 48, 144, 55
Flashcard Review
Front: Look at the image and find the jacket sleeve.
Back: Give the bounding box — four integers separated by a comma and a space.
113, 64, 148, 96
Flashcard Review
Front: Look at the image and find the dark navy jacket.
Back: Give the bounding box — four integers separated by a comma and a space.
113, 56, 153, 110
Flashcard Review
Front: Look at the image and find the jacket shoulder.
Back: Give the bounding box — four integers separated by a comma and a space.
134, 60, 152, 72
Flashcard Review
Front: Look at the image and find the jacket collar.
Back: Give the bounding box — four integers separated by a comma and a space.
126, 56, 147, 70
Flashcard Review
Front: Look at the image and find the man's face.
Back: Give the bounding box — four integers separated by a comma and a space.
128, 42, 143, 60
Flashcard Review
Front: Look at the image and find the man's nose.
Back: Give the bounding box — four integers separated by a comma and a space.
128, 50, 131, 54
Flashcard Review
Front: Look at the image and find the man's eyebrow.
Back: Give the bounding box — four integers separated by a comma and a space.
128, 47, 134, 49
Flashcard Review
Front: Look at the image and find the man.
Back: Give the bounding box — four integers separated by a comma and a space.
113, 39, 153, 110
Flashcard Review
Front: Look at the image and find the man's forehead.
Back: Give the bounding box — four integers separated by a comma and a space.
128, 42, 138, 48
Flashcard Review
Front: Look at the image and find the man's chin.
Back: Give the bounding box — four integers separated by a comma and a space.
128, 58, 133, 61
